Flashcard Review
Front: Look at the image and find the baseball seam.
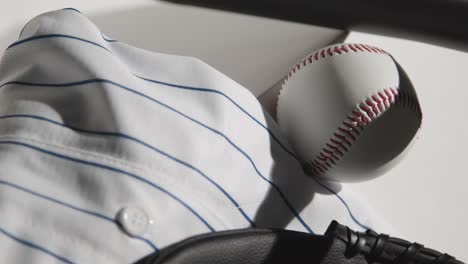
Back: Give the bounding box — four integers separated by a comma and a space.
279, 43, 423, 176
282, 44, 388, 86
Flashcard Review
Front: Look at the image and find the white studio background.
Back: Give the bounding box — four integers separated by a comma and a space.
345, 32, 468, 261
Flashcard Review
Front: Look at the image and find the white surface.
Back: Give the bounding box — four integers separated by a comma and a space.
0, 0, 465, 261
345, 32, 468, 261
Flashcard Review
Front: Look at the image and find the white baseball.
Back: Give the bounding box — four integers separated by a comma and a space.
277, 43, 422, 182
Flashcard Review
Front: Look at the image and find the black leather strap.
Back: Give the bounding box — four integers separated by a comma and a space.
432, 254, 456, 264
369, 233, 389, 259
394, 243, 424, 264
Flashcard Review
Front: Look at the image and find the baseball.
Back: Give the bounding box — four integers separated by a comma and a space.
277, 43, 422, 182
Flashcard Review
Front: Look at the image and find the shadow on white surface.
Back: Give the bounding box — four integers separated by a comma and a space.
254, 112, 345, 229
86, 2, 345, 96
0, 2, 353, 231
81, 4, 353, 230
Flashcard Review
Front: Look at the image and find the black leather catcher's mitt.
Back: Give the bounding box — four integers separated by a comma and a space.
136, 221, 464, 264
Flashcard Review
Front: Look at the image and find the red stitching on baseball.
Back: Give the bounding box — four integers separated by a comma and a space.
334, 133, 352, 146
279, 43, 422, 176
334, 46, 342, 54
326, 143, 344, 156
338, 127, 357, 141
330, 138, 349, 152
355, 44, 364, 51
342, 121, 354, 128
323, 148, 340, 161
372, 95, 384, 112
305, 87, 422, 176
340, 45, 348, 53
313, 160, 328, 172
366, 99, 379, 116
318, 153, 328, 161
282, 44, 392, 85
308, 162, 323, 174
320, 50, 326, 58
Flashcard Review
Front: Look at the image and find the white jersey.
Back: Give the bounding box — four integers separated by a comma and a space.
0, 8, 390, 263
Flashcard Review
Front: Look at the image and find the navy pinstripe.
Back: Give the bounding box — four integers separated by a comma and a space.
8, 34, 110, 51
136, 74, 370, 230
135, 76, 368, 230
0, 179, 158, 251
0, 227, 75, 264
0, 82, 309, 231
0, 78, 298, 231
134, 75, 297, 157
0, 82, 256, 227
101, 32, 117, 42
0, 141, 215, 233
58, 7, 294, 157
6, 25, 369, 230
0, 113, 259, 228
62, 7, 82, 13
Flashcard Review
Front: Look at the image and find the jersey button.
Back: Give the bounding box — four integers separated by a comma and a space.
116, 207, 152, 237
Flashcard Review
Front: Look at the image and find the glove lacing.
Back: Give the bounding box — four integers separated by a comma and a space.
344, 227, 456, 264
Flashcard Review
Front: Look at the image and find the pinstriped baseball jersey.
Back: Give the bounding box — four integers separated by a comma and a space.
0, 8, 392, 263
